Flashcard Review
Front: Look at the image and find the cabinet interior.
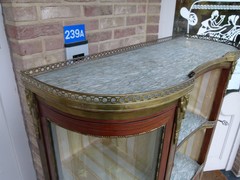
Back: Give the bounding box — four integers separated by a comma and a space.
171, 68, 222, 179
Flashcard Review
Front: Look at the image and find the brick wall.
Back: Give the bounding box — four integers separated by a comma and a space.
1, 0, 161, 179
232, 146, 240, 177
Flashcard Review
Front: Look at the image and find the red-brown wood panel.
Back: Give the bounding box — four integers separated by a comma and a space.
157, 109, 176, 180
198, 68, 231, 164
38, 99, 177, 137
40, 117, 58, 180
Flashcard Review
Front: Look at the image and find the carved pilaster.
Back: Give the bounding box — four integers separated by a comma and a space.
174, 94, 190, 144
25, 89, 41, 139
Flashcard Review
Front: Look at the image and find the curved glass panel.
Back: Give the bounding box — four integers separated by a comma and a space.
51, 124, 164, 180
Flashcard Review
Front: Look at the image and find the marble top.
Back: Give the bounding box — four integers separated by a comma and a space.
178, 112, 206, 145
170, 152, 199, 180
36, 37, 237, 95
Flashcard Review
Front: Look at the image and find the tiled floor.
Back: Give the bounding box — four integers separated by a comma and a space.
221, 170, 240, 180
202, 170, 240, 180
202, 170, 227, 179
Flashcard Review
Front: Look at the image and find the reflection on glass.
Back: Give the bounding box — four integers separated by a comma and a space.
51, 124, 164, 180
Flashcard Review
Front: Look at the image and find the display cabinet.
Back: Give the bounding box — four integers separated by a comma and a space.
22, 36, 239, 180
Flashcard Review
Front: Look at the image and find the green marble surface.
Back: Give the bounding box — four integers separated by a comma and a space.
36, 37, 237, 95
171, 152, 200, 180
178, 112, 207, 145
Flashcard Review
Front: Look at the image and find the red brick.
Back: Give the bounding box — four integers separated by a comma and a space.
40, 23, 63, 36
21, 55, 45, 69
127, 0, 147, 2
65, 0, 96, 2
146, 34, 158, 41
44, 36, 64, 51
149, 0, 161, 2
84, 5, 112, 17
88, 43, 99, 54
100, 17, 124, 29
147, 15, 160, 23
43, 50, 65, 64
137, 5, 146, 13
100, 0, 126, 2
6, 23, 62, 40
5, 25, 18, 39
65, 19, 99, 31
136, 25, 145, 34
41, 6, 81, 19
127, 16, 145, 25
19, 51, 64, 69
87, 30, 112, 43
99, 39, 124, 52
114, 5, 136, 15
3, 6, 37, 22
11, 55, 24, 72
147, 5, 160, 14
122, 36, 145, 46
114, 27, 135, 39
10, 40, 42, 56
11, 0, 62, 2
147, 25, 159, 33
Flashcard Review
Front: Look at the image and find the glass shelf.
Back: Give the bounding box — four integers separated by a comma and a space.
177, 112, 207, 146
170, 152, 200, 180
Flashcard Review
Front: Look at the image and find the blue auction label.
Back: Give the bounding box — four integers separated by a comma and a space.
64, 24, 86, 44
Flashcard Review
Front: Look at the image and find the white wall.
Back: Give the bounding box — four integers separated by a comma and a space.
0, 4, 36, 180
158, 0, 177, 38
228, 61, 240, 90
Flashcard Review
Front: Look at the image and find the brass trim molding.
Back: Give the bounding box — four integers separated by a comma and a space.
22, 74, 194, 108
228, 59, 238, 82
174, 94, 190, 144
156, 126, 166, 180
177, 120, 217, 150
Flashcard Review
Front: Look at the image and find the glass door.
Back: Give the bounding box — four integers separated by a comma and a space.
51, 123, 164, 180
